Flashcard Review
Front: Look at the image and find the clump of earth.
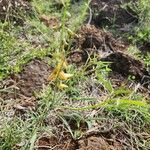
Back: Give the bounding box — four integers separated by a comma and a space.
35, 114, 149, 150
69, 25, 150, 88
0, 59, 52, 100
90, 0, 138, 29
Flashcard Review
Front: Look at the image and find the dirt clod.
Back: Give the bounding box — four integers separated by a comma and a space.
68, 50, 89, 65
74, 25, 126, 53
90, 0, 138, 28
77, 136, 123, 150
140, 39, 150, 55
15, 59, 52, 97
0, 59, 52, 99
101, 52, 150, 87
72, 25, 150, 88
39, 15, 59, 28
36, 134, 76, 150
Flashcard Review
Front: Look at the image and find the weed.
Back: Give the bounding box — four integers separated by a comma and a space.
124, 0, 150, 44
0, 0, 150, 149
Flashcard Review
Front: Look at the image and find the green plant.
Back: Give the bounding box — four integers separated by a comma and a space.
123, 0, 150, 43
1, 0, 150, 149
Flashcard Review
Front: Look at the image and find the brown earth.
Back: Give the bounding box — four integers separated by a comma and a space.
36, 134, 123, 150
0, 0, 149, 150
90, 0, 138, 29
140, 39, 150, 55
100, 52, 150, 88
39, 15, 60, 28
89, 0, 149, 56
0, 0, 32, 25
36, 135, 76, 150
77, 136, 123, 150
70, 25, 150, 89
34, 110, 150, 150
69, 24, 127, 65
73, 25, 126, 52
0, 59, 52, 100
35, 121, 150, 150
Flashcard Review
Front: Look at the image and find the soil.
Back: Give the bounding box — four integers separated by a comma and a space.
0, 0, 149, 150
68, 50, 89, 65
100, 52, 150, 87
39, 15, 60, 28
36, 135, 122, 150
77, 136, 123, 150
71, 25, 150, 89
0, 59, 52, 100
35, 110, 150, 150
69, 24, 126, 66
90, 0, 138, 29
35, 124, 149, 150
140, 40, 150, 55
0, 0, 32, 25
73, 25, 126, 52
36, 135, 76, 150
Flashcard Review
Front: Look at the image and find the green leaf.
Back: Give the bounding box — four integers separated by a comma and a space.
97, 74, 113, 94
29, 132, 37, 150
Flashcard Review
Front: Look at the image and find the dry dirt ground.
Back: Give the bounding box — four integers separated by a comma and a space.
1, 59, 52, 99
0, 0, 150, 150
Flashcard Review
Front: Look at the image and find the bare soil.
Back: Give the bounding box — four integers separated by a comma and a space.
35, 122, 150, 150
36, 134, 76, 150
39, 15, 60, 28
73, 25, 126, 52
101, 52, 150, 87
77, 136, 123, 150
90, 0, 138, 29
70, 25, 150, 89
34, 110, 150, 150
0, 59, 52, 100
36, 134, 123, 150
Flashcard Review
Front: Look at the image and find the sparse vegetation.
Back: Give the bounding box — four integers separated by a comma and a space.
0, 0, 150, 150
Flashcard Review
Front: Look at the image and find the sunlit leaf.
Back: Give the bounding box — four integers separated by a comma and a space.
59, 71, 73, 80
29, 132, 37, 150
58, 83, 68, 89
